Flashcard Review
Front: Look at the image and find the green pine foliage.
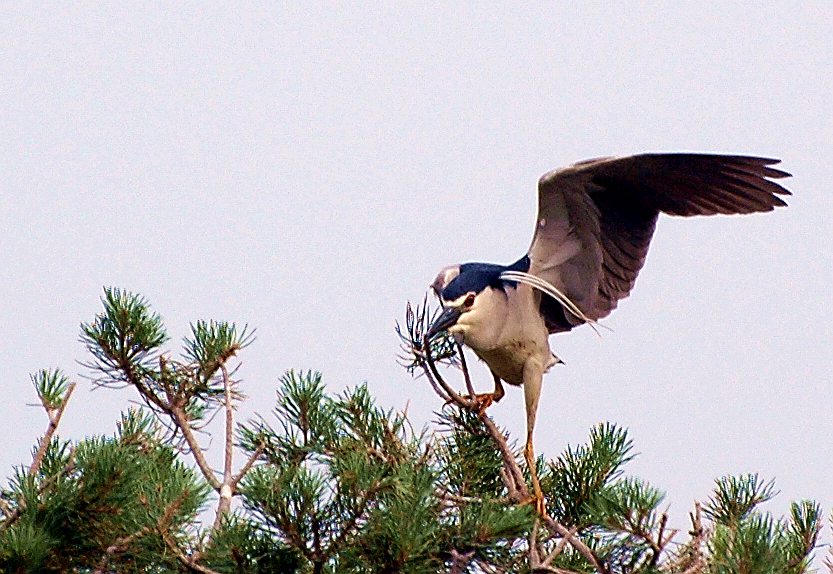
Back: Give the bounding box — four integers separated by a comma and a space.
0, 289, 826, 573
1, 410, 209, 572
703, 477, 820, 574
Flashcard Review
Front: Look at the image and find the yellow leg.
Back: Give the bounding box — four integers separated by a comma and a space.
491, 373, 505, 403
522, 363, 547, 517
524, 435, 547, 517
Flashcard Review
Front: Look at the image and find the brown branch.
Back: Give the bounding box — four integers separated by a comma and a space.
421, 366, 451, 402
231, 442, 264, 491
221, 364, 234, 485
481, 413, 527, 498
435, 488, 509, 507
30, 382, 76, 477
675, 502, 708, 574
529, 518, 543, 567
161, 528, 222, 574
541, 526, 578, 568
121, 356, 168, 412
93, 524, 154, 573
212, 363, 235, 528
456, 342, 476, 398
420, 338, 471, 409
498, 467, 521, 501
422, 337, 528, 497
541, 515, 608, 574
170, 404, 221, 490
645, 512, 669, 567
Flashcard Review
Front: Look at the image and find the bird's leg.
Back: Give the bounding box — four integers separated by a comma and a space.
522, 362, 547, 517
445, 346, 504, 414
492, 373, 505, 402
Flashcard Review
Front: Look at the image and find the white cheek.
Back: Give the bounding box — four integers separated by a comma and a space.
458, 306, 481, 326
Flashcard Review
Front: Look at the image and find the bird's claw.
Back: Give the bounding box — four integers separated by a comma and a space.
461, 392, 496, 415
444, 392, 496, 414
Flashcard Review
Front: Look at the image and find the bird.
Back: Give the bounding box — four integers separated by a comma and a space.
425, 153, 791, 515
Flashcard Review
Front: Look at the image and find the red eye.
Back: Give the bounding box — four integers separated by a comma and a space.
465, 294, 476, 307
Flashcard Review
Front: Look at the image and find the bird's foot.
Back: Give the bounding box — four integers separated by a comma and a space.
462, 392, 497, 415
445, 392, 497, 414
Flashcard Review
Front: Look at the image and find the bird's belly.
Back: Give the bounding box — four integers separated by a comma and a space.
474, 341, 536, 386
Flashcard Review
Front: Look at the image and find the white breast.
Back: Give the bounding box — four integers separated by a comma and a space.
451, 284, 555, 385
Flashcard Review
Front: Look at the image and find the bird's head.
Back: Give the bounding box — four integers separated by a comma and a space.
427, 263, 507, 341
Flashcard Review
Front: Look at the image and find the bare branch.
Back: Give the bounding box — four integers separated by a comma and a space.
421, 336, 472, 409
456, 342, 476, 398
221, 364, 234, 485
541, 515, 609, 574
479, 411, 527, 499
170, 405, 221, 490
212, 363, 235, 527
674, 502, 708, 574
541, 526, 578, 568
529, 518, 542, 568
231, 442, 264, 491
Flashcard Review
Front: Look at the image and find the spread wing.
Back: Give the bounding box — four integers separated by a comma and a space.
529, 153, 791, 333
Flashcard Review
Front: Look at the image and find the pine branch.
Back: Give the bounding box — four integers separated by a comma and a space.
666, 502, 708, 574
456, 342, 476, 398
30, 377, 75, 477
221, 364, 234, 485
322, 479, 384, 557
541, 514, 609, 574
170, 403, 222, 491
1, 453, 77, 532
155, 491, 221, 574
213, 363, 235, 528
231, 442, 264, 492
540, 525, 578, 568
92, 524, 154, 574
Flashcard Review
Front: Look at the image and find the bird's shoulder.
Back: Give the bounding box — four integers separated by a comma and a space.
537, 155, 617, 190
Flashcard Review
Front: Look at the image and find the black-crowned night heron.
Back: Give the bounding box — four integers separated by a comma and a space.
426, 153, 790, 514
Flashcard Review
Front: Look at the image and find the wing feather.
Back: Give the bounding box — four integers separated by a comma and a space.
529, 153, 791, 333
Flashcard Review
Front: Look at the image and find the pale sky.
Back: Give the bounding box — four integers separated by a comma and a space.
2, 2, 832, 550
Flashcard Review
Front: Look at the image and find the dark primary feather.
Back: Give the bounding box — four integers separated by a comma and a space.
528, 153, 791, 333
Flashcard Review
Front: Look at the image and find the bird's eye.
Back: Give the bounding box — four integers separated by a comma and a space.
465, 294, 476, 307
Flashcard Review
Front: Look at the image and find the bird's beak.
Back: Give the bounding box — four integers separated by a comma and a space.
426, 306, 462, 339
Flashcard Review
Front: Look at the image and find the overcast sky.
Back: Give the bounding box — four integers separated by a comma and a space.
3, 1, 832, 550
